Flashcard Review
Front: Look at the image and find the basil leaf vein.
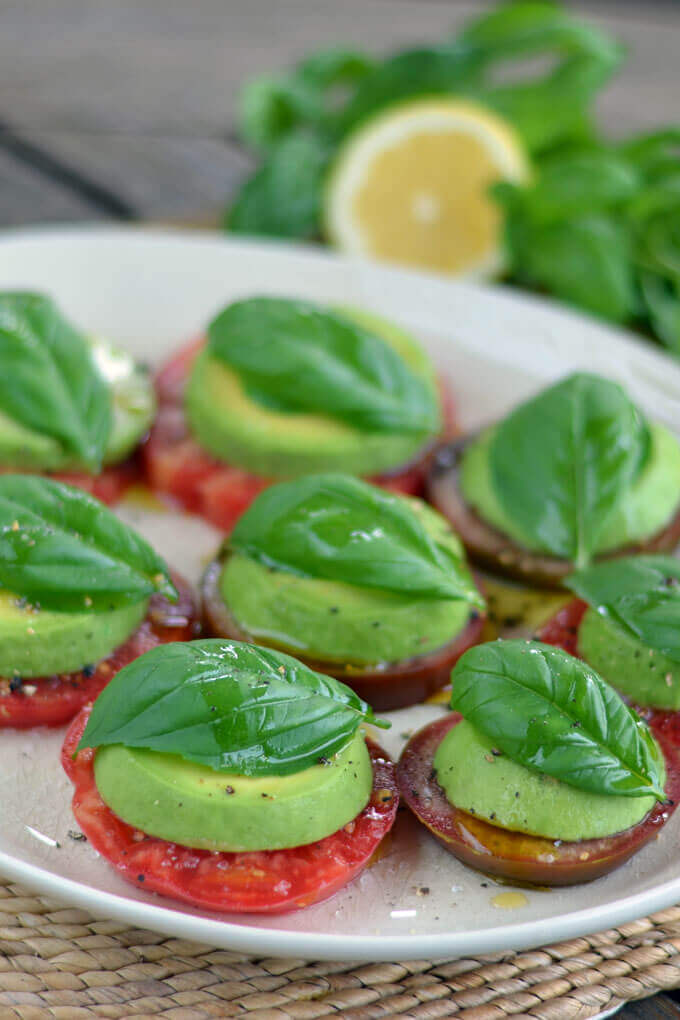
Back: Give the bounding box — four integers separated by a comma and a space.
490, 372, 650, 567
77, 639, 385, 776
207, 297, 439, 435
0, 293, 111, 471
567, 555, 680, 664
230, 473, 484, 606
0, 475, 176, 609
450, 639, 665, 801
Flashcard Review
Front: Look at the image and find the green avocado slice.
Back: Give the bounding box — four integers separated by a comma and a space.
184, 308, 440, 478
578, 607, 680, 710
220, 497, 476, 665
433, 719, 659, 842
0, 337, 155, 472
460, 421, 680, 555
94, 728, 373, 851
0, 590, 149, 679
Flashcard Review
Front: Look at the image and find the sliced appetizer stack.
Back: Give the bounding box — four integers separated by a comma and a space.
398, 639, 679, 885
201, 473, 485, 709
0, 476, 197, 727
0, 292, 155, 502
429, 373, 680, 587
63, 640, 398, 913
144, 297, 452, 531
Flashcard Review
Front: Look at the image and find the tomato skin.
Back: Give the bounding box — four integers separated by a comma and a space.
398, 713, 680, 886
537, 599, 588, 657
144, 339, 455, 532
62, 711, 398, 914
0, 574, 198, 729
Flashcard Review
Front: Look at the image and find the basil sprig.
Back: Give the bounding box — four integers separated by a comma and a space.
78, 639, 386, 776
207, 297, 439, 435
450, 640, 665, 801
490, 373, 650, 568
567, 556, 680, 665
0, 475, 176, 611
0, 293, 111, 471
230, 474, 484, 606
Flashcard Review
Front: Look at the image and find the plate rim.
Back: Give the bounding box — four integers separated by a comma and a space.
0, 223, 679, 962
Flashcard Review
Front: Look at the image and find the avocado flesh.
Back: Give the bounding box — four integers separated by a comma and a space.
460, 422, 680, 555
0, 590, 148, 678
94, 729, 373, 851
434, 720, 659, 842
185, 308, 441, 478
0, 337, 155, 472
221, 498, 475, 665
578, 607, 680, 710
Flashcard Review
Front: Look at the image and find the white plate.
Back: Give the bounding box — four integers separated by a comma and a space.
1, 226, 680, 964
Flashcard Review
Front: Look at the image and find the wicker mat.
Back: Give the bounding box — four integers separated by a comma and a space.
2, 880, 680, 1019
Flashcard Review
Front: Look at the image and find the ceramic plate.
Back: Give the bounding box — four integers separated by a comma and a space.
1, 226, 680, 963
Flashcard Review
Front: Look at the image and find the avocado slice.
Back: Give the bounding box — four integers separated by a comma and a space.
0, 590, 149, 678
433, 719, 658, 842
0, 337, 155, 472
220, 497, 475, 665
184, 308, 441, 478
578, 607, 680, 710
460, 421, 680, 555
93, 728, 373, 851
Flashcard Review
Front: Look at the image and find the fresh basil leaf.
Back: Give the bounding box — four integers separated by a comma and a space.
490, 373, 650, 567
566, 555, 680, 665
227, 131, 330, 239
0, 292, 111, 471
230, 473, 484, 607
207, 296, 439, 434
639, 271, 680, 354
450, 639, 666, 801
336, 44, 482, 137
77, 638, 386, 776
0, 475, 176, 610
459, 2, 622, 154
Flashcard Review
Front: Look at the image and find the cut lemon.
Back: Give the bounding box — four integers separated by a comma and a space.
324, 98, 529, 278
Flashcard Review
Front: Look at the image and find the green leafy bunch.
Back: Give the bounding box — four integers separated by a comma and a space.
495, 131, 680, 352
226, 1, 622, 240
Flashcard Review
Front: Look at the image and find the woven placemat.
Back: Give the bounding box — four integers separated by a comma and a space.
2, 880, 680, 1019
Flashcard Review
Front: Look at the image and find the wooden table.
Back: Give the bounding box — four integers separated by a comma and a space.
2, 1, 680, 1016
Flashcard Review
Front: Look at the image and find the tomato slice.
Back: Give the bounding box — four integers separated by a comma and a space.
428, 436, 680, 589
398, 713, 680, 886
0, 574, 198, 729
62, 710, 398, 914
537, 598, 588, 657
52, 454, 142, 506
144, 339, 456, 532
201, 557, 485, 711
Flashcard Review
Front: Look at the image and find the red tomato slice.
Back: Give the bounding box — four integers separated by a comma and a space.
62, 711, 398, 914
0, 574, 198, 729
143, 339, 456, 532
537, 598, 588, 657
398, 713, 680, 886
53, 454, 142, 506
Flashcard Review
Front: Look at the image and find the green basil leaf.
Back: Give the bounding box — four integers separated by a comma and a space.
77, 638, 385, 776
231, 473, 484, 607
566, 555, 680, 664
0, 292, 111, 471
639, 270, 680, 354
0, 475, 176, 610
227, 131, 330, 239
237, 73, 325, 153
207, 296, 439, 434
450, 639, 666, 801
490, 373, 649, 567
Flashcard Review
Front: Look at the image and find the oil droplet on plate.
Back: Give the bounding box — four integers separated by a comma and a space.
491, 891, 528, 910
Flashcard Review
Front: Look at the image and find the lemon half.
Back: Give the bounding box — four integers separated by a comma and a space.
325, 98, 529, 279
